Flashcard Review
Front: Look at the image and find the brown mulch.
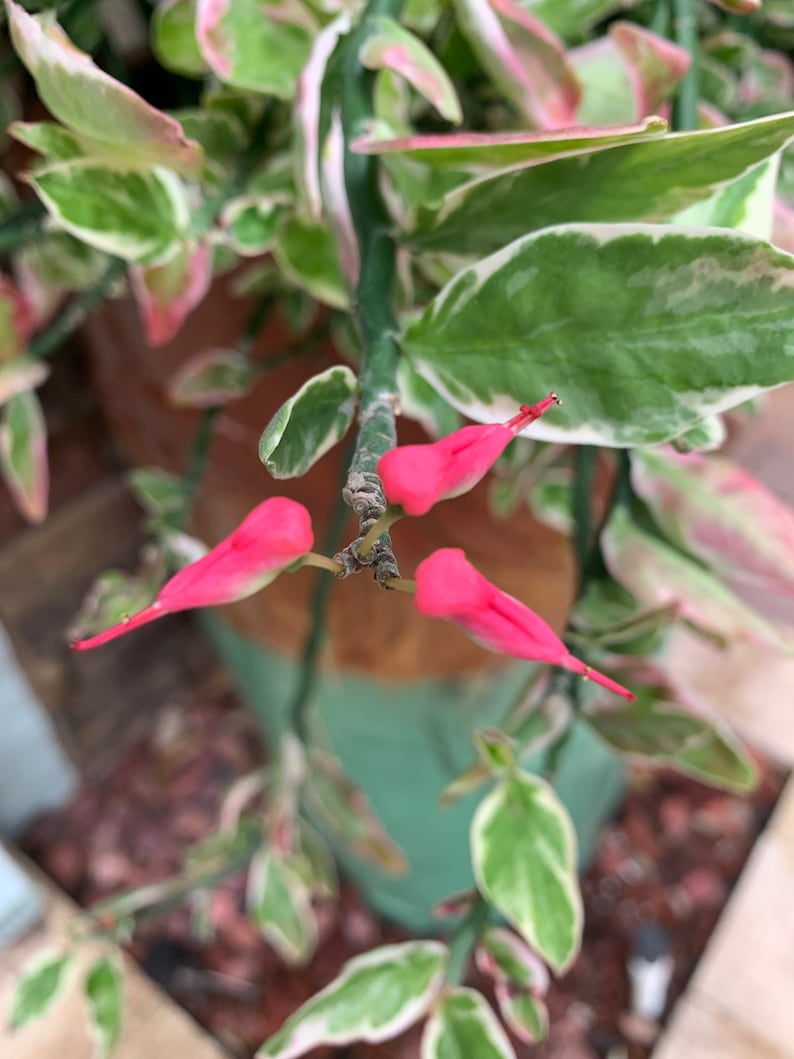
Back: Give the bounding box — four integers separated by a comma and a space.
22, 685, 786, 1059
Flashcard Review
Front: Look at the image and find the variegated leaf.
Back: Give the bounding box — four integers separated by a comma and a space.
494, 982, 548, 1045
359, 16, 462, 124
5, 0, 201, 175
9, 953, 72, 1029
0, 275, 36, 361
273, 216, 348, 309
471, 771, 582, 972
168, 348, 253, 408
632, 447, 794, 600
410, 113, 794, 254
520, 0, 627, 40
0, 358, 48, 407
196, 0, 314, 98
303, 748, 407, 874
247, 848, 317, 965
0, 390, 48, 523
258, 942, 447, 1058
401, 224, 794, 448
130, 240, 212, 346
601, 507, 793, 653
453, 0, 578, 130
421, 987, 517, 1059
151, 0, 208, 78
30, 162, 189, 265
476, 927, 550, 993
352, 116, 666, 170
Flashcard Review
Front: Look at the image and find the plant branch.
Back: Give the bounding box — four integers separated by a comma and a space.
444, 895, 490, 985
286, 443, 355, 742
672, 0, 699, 132
28, 257, 126, 360
0, 199, 46, 255
337, 0, 405, 585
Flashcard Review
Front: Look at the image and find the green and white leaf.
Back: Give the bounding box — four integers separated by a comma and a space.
257, 941, 447, 1058
0, 390, 48, 524
168, 349, 253, 408
30, 162, 189, 264
5, 0, 202, 175
9, 953, 72, 1029
84, 954, 123, 1059
401, 224, 794, 448
476, 927, 549, 992
471, 771, 582, 972
273, 216, 349, 309
221, 196, 286, 256
196, 0, 314, 99
523, 0, 627, 39
359, 16, 462, 124
396, 358, 461, 439
259, 366, 359, 479
494, 983, 548, 1045
601, 507, 794, 653
126, 467, 188, 521
303, 748, 407, 874
152, 0, 208, 78
0, 358, 49, 408
421, 987, 516, 1059
410, 113, 794, 254
585, 689, 757, 793
247, 848, 317, 966
672, 156, 780, 239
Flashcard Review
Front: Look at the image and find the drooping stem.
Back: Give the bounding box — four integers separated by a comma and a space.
672, 0, 699, 132
28, 258, 126, 361
338, 0, 405, 585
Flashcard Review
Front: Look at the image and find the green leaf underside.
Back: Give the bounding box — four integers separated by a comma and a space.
498, 989, 548, 1044
31, 163, 186, 263
527, 0, 627, 39
84, 955, 123, 1059
10, 954, 72, 1029
248, 849, 317, 965
257, 942, 447, 1058
401, 224, 794, 448
152, 0, 207, 78
259, 366, 359, 478
586, 694, 756, 792
423, 988, 517, 1059
471, 771, 581, 972
410, 113, 794, 254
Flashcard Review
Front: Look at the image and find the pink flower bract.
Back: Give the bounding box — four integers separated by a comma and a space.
378, 394, 559, 516
72, 497, 314, 650
414, 548, 635, 701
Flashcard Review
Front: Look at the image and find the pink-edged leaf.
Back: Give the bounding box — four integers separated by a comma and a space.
489, 0, 580, 128
304, 748, 408, 874
601, 507, 794, 654
453, 0, 578, 130
195, 0, 314, 98
167, 348, 253, 408
476, 927, 550, 995
0, 358, 49, 407
359, 16, 462, 124
5, 0, 202, 176
0, 275, 36, 361
706, 0, 761, 11
351, 116, 667, 169
130, 240, 212, 347
321, 110, 360, 290
494, 981, 548, 1045
740, 48, 794, 110
609, 21, 690, 118
294, 13, 351, 220
0, 390, 48, 524
632, 447, 794, 600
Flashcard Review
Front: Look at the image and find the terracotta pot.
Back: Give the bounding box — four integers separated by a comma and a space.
81, 277, 623, 929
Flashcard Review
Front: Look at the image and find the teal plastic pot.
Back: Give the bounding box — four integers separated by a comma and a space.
203, 615, 625, 933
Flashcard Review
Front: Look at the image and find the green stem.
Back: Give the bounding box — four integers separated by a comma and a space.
672, 0, 699, 132
571, 445, 597, 595
286, 442, 356, 741
338, 0, 405, 585
28, 257, 126, 361
649, 0, 671, 37
0, 199, 46, 255
444, 896, 490, 985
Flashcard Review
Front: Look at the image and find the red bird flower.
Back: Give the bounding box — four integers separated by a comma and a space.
414, 548, 635, 701
377, 394, 560, 517
72, 497, 314, 650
